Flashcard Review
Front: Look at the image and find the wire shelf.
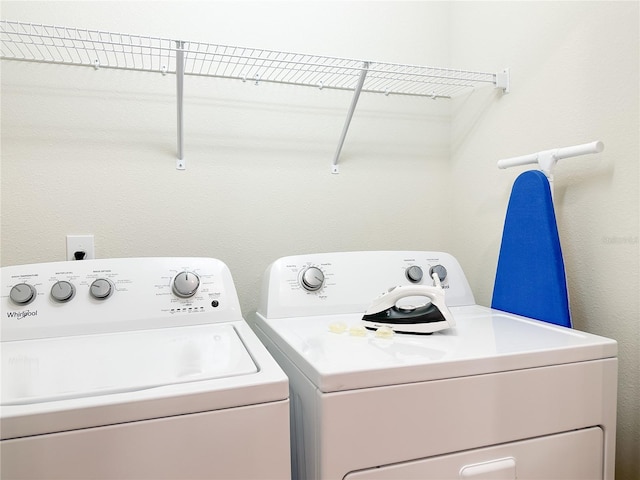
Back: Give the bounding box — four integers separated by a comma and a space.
1, 20, 509, 172
1, 20, 499, 98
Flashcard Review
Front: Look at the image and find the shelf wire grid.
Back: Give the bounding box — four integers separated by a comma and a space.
1, 20, 497, 98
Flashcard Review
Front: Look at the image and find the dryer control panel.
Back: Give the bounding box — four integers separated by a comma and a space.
1, 257, 242, 341
258, 251, 476, 319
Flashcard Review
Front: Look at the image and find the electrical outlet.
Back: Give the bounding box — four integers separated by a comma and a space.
66, 235, 95, 261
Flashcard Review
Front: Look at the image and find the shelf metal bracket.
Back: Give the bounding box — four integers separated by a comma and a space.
495, 68, 510, 94
176, 40, 186, 170
331, 61, 369, 174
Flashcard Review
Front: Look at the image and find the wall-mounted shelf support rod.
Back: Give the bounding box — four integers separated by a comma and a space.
331, 61, 369, 174
497, 140, 604, 197
176, 40, 186, 170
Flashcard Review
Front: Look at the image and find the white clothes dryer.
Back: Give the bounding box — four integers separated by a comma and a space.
1, 257, 290, 480
252, 251, 618, 480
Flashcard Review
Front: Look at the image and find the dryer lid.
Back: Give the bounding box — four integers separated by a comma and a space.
255, 305, 617, 393
1, 323, 257, 405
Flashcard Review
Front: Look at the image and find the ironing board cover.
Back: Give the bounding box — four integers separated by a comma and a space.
491, 170, 572, 328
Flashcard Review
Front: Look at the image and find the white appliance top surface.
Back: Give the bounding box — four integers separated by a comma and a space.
1, 321, 289, 440
255, 305, 617, 393
1, 323, 256, 406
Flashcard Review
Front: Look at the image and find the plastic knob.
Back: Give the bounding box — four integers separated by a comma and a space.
90, 278, 114, 300
9, 283, 37, 305
51, 280, 75, 303
300, 266, 325, 291
406, 265, 424, 283
172, 271, 200, 298
429, 264, 448, 282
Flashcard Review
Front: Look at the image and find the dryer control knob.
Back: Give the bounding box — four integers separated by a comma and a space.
300, 266, 325, 291
406, 265, 424, 283
51, 280, 75, 303
90, 278, 114, 300
172, 271, 200, 298
429, 264, 448, 282
9, 283, 37, 305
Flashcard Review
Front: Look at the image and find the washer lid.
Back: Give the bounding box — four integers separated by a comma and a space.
1, 323, 257, 406
255, 305, 617, 393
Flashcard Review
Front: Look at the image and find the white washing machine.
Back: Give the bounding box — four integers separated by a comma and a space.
252, 251, 618, 480
1, 257, 290, 480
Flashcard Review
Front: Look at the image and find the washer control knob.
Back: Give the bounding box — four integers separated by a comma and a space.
405, 265, 424, 283
300, 266, 325, 291
429, 264, 448, 282
172, 271, 200, 298
9, 283, 37, 305
90, 278, 114, 300
51, 280, 75, 303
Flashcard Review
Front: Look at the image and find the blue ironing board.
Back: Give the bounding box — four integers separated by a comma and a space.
491, 170, 572, 328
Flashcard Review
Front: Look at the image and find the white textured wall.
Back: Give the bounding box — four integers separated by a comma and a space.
449, 2, 639, 479
1, 1, 639, 479
1, 0, 453, 303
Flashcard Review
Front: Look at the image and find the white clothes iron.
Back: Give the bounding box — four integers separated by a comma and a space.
361, 274, 455, 334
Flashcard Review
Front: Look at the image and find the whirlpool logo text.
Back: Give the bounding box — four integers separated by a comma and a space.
6, 310, 38, 320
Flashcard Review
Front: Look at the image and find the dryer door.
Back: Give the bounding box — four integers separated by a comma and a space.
345, 427, 603, 479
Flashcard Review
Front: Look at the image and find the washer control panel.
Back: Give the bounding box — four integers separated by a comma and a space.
258, 251, 476, 319
1, 257, 242, 341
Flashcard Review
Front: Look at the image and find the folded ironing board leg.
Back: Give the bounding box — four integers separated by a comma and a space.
491, 170, 572, 328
